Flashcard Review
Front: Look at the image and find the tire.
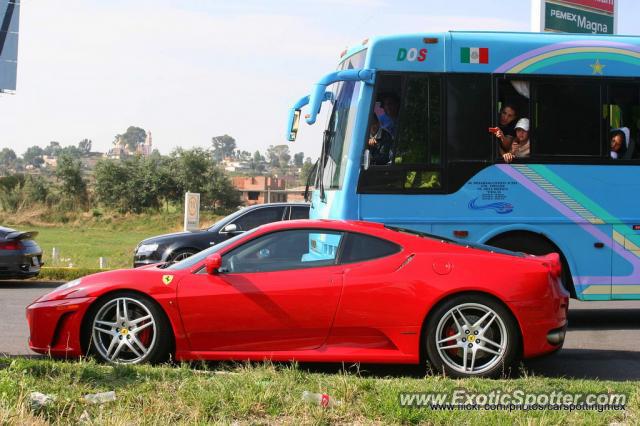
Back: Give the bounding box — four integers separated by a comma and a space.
425, 294, 520, 378
169, 249, 197, 262
83, 292, 171, 364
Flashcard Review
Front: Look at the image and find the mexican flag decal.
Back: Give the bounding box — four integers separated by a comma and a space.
461, 47, 489, 64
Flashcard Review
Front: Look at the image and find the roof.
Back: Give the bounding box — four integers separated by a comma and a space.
339, 31, 640, 78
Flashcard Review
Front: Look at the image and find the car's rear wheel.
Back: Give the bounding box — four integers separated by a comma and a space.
85, 292, 171, 364
425, 294, 519, 378
169, 249, 197, 262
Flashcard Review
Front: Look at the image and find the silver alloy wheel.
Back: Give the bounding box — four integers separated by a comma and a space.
434, 302, 508, 375
172, 251, 195, 262
91, 297, 157, 364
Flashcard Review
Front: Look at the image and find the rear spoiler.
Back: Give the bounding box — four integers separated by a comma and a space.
4, 231, 38, 240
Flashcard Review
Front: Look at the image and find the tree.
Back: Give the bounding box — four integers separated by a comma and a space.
0, 174, 25, 212
0, 148, 17, 169
266, 145, 291, 169
23, 175, 49, 205
56, 154, 88, 207
117, 126, 147, 151
78, 139, 92, 154
211, 135, 236, 163
94, 159, 130, 212
43, 141, 62, 157
23, 146, 44, 167
293, 152, 304, 167
59, 145, 82, 159
301, 157, 315, 184
204, 166, 240, 210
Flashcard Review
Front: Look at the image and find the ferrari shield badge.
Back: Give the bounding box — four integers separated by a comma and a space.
162, 275, 174, 285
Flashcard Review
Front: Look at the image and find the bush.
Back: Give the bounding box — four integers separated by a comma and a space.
36, 267, 108, 281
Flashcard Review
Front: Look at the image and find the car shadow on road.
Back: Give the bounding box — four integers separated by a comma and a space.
522, 349, 640, 381
0, 280, 62, 289
568, 308, 640, 329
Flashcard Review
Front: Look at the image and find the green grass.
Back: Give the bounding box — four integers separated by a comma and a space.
0, 358, 637, 425
7, 212, 224, 270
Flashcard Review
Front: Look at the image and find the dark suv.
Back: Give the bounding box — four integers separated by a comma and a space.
133, 203, 309, 267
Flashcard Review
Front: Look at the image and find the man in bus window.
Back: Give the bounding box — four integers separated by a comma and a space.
502, 118, 530, 164
368, 113, 394, 165
376, 93, 400, 137
493, 104, 518, 154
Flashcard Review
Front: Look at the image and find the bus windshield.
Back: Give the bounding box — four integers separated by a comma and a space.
319, 50, 366, 190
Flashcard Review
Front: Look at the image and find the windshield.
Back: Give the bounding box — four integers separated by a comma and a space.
386, 226, 525, 257
165, 228, 259, 270
320, 50, 367, 190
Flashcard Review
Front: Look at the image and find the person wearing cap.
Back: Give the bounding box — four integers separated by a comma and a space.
503, 118, 530, 164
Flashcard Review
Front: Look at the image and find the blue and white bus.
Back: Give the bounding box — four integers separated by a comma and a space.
287, 31, 640, 301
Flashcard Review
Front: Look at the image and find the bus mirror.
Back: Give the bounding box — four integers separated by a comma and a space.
286, 92, 334, 142
363, 149, 371, 170
305, 69, 375, 125
287, 110, 301, 142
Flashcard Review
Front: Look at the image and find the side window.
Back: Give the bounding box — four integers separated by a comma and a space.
533, 80, 601, 157
232, 206, 286, 231
340, 233, 401, 263
290, 206, 309, 220
359, 73, 442, 193
446, 74, 492, 161
220, 230, 343, 273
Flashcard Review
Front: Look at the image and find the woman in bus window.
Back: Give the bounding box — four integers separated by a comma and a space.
502, 118, 530, 164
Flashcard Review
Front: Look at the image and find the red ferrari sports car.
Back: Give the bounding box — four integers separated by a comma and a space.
27, 220, 568, 378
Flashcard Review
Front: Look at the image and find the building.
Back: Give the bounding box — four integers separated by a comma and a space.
137, 131, 153, 156
107, 129, 153, 159
232, 176, 287, 205
223, 159, 252, 173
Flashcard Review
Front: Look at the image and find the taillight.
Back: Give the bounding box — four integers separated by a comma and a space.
0, 240, 23, 250
550, 261, 562, 278
541, 253, 562, 278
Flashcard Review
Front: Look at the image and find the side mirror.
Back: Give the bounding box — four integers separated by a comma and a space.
221, 223, 238, 234
287, 110, 301, 142
205, 253, 222, 275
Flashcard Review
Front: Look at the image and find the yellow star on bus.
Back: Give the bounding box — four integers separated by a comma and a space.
590, 59, 606, 75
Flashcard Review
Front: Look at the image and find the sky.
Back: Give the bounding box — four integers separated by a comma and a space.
1, 0, 639, 160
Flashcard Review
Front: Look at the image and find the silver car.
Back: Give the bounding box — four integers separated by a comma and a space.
0, 226, 42, 279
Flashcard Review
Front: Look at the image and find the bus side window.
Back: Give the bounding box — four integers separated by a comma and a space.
359, 74, 443, 193
607, 83, 639, 159
533, 79, 601, 157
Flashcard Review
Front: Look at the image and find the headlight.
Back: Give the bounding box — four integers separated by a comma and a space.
136, 243, 159, 254
55, 278, 82, 292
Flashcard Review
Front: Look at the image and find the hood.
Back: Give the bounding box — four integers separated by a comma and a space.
140, 230, 208, 245
33, 267, 185, 303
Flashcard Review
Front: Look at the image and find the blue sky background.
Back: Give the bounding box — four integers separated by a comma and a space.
1, 0, 638, 160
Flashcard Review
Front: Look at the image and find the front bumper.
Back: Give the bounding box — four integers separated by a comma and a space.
26, 297, 95, 357
133, 251, 164, 268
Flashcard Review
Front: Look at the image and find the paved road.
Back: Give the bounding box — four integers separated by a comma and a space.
2, 281, 639, 380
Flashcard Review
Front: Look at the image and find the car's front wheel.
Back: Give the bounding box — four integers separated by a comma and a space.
169, 249, 197, 262
84, 292, 171, 364
425, 294, 519, 378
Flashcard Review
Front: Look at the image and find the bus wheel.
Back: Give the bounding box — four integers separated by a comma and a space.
486, 232, 575, 298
